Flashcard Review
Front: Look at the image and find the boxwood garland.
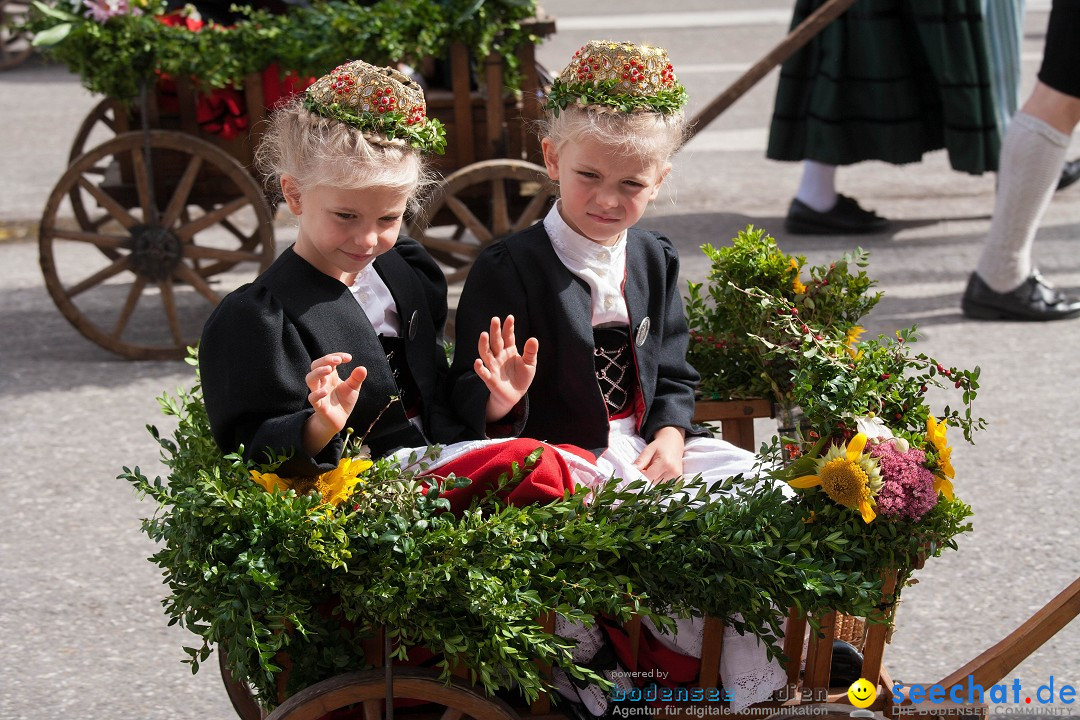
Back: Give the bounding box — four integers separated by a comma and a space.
118, 355, 972, 710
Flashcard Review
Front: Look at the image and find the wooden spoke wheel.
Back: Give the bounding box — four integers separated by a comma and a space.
39, 130, 275, 360
0, 0, 32, 71
408, 159, 554, 285
69, 98, 123, 164
265, 668, 519, 720
68, 99, 124, 239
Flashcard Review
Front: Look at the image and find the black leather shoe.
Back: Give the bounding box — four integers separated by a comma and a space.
829, 640, 864, 688
1058, 158, 1080, 192
961, 271, 1080, 321
785, 194, 890, 235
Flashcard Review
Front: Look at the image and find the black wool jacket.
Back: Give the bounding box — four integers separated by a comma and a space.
448, 223, 701, 455
200, 238, 462, 476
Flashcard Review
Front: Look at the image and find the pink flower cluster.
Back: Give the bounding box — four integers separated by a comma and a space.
870, 440, 937, 522
83, 0, 141, 23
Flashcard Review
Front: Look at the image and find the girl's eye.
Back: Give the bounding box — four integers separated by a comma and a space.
334, 212, 355, 220
380, 215, 403, 224
577, 170, 598, 179
624, 180, 645, 188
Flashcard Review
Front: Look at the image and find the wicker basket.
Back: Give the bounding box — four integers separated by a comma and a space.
835, 614, 867, 651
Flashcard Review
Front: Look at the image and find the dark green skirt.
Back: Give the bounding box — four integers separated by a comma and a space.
767, 0, 1000, 174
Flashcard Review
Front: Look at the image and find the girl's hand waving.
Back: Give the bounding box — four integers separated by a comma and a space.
303, 353, 368, 454
476, 315, 539, 421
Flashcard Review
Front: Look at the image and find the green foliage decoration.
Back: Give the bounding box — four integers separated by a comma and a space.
121, 352, 913, 710
24, 0, 542, 102
685, 225, 978, 632
685, 225, 880, 404
300, 94, 447, 155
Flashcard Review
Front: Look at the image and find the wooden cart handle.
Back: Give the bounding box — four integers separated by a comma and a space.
936, 576, 1080, 689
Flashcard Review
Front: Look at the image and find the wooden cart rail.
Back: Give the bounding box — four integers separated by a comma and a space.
432, 15, 555, 174
685, 0, 859, 143
936, 576, 1080, 690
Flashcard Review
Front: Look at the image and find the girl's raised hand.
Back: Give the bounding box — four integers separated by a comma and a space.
303, 353, 368, 454
476, 315, 539, 422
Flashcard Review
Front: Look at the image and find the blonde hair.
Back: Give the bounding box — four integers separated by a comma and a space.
256, 96, 436, 213
541, 104, 688, 171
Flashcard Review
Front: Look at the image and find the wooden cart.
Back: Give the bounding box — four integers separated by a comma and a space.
219, 401, 1080, 720
32, 0, 866, 359
213, 0, 1080, 711
403, 16, 557, 287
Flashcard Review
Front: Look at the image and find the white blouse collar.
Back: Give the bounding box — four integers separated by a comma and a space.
542, 203, 629, 326
543, 202, 627, 270
350, 263, 400, 337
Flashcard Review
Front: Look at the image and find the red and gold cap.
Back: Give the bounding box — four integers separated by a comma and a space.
304, 59, 446, 154
546, 40, 688, 116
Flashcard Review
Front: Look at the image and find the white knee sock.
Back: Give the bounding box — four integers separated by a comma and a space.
794, 160, 838, 212
975, 112, 1069, 293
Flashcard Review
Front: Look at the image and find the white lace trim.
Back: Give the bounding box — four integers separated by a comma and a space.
554, 616, 606, 663
640, 614, 788, 713
721, 619, 788, 712
551, 616, 635, 717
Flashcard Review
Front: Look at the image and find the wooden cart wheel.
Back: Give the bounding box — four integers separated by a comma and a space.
408, 159, 555, 284
0, 0, 32, 71
69, 98, 122, 164
220, 650, 268, 720
265, 667, 519, 720
39, 130, 275, 360
68, 98, 124, 239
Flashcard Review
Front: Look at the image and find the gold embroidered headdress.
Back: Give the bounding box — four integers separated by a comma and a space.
546, 40, 688, 116
304, 59, 446, 154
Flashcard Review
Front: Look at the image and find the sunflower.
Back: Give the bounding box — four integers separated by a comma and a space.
789, 432, 882, 523
788, 257, 807, 295
250, 469, 291, 494
250, 456, 373, 507
314, 456, 374, 507
926, 416, 955, 500
843, 325, 865, 360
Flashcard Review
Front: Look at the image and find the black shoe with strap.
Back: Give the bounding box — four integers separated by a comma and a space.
785, 194, 890, 235
961, 271, 1080, 321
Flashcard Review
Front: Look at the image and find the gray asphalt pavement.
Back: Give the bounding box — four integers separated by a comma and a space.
1, 1, 1078, 719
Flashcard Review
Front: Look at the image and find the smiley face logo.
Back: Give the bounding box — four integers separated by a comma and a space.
848, 678, 877, 708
